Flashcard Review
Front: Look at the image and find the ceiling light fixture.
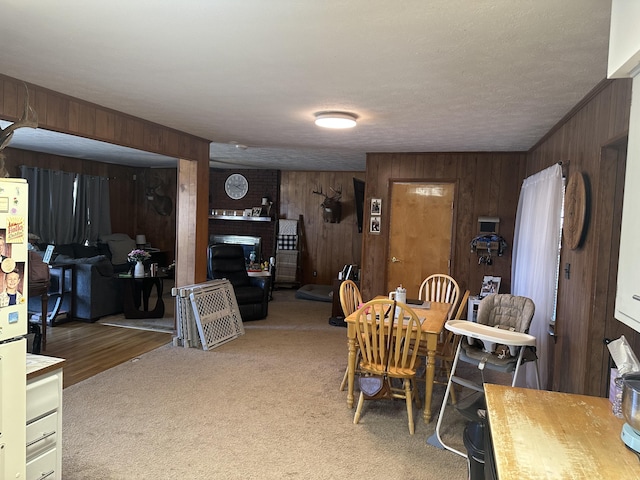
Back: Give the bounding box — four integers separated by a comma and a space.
314, 111, 358, 129
229, 141, 248, 150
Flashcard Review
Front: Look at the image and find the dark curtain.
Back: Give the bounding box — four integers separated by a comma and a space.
75, 174, 112, 243
20, 166, 111, 245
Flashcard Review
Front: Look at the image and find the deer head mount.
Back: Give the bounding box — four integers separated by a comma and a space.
0, 84, 38, 177
312, 185, 342, 223
145, 175, 173, 216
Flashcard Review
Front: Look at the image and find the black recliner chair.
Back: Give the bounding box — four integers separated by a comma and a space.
207, 244, 269, 321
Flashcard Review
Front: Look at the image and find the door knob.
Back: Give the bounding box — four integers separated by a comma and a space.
391, 256, 401, 263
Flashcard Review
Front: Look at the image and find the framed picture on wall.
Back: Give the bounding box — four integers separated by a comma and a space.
370, 198, 381, 215
480, 276, 501, 298
369, 216, 381, 234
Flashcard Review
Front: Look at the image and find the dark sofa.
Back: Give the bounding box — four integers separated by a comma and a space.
32, 242, 130, 322
207, 244, 269, 321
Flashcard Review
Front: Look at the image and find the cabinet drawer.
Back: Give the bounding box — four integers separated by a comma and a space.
26, 373, 60, 422
26, 412, 58, 461
26, 447, 57, 480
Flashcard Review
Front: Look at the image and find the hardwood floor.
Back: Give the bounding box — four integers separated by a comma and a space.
41, 320, 172, 389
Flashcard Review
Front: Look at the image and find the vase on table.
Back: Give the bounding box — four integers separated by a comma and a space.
134, 260, 145, 278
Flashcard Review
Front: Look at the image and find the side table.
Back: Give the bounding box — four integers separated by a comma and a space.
48, 264, 75, 325
247, 270, 272, 300
27, 282, 48, 352
27, 264, 75, 351
118, 273, 166, 319
146, 249, 168, 268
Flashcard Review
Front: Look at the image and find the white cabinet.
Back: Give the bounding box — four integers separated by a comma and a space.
608, 0, 640, 79
26, 355, 64, 480
610, 3, 640, 332
615, 75, 640, 332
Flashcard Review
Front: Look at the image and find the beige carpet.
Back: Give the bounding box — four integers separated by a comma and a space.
63, 290, 475, 479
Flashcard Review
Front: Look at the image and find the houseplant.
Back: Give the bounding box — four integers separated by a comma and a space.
128, 249, 151, 278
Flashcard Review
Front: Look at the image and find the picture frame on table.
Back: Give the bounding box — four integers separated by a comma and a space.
369, 216, 381, 234
251, 207, 263, 217
480, 275, 501, 298
370, 198, 382, 215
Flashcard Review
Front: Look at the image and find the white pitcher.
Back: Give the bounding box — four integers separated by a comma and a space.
388, 285, 407, 305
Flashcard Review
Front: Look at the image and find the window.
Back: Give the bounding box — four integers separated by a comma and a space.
20, 166, 111, 244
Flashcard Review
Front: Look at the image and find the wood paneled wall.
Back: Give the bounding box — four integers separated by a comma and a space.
1, 74, 209, 280
0, 74, 209, 160
527, 79, 634, 396
360, 153, 527, 301
132, 168, 177, 264
4, 147, 177, 265
280, 171, 365, 285
4, 72, 636, 397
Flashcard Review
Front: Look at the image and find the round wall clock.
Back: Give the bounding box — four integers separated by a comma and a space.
563, 171, 588, 250
224, 173, 249, 200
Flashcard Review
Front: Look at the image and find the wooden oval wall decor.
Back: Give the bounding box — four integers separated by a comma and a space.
564, 171, 588, 249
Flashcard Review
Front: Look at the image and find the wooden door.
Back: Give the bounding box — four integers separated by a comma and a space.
387, 182, 455, 299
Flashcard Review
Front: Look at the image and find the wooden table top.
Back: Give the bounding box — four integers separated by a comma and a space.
485, 384, 639, 479
344, 297, 451, 334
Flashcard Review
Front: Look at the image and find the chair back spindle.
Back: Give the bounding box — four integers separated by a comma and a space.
418, 274, 460, 320
339, 280, 362, 317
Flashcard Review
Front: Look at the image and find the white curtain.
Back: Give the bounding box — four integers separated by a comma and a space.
511, 163, 564, 389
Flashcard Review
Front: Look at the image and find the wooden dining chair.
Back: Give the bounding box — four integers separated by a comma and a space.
353, 298, 424, 435
418, 274, 460, 320
339, 280, 362, 318
432, 289, 470, 404
339, 280, 363, 391
413, 281, 466, 402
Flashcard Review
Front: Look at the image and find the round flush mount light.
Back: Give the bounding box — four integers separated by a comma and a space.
314, 111, 358, 129
229, 141, 248, 150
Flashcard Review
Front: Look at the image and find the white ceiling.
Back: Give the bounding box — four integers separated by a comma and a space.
0, 0, 612, 170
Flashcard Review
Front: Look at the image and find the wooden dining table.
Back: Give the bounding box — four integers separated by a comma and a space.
485, 384, 639, 478
344, 297, 451, 423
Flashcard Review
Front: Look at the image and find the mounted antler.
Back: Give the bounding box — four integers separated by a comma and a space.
312, 184, 342, 223
312, 185, 342, 200
0, 84, 38, 177
145, 174, 173, 216
328, 185, 342, 201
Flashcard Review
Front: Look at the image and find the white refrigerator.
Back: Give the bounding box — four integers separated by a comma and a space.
0, 178, 29, 478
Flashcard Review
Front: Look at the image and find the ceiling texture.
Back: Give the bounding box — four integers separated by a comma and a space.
0, 1, 612, 170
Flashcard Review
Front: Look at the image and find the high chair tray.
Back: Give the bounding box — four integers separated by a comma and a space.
445, 319, 536, 346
